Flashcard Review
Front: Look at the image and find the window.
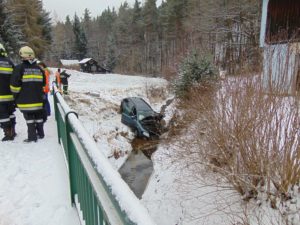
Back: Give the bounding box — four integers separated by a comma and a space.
266, 0, 300, 44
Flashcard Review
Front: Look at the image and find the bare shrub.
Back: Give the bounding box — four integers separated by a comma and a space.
163, 75, 300, 224
186, 75, 300, 202
161, 65, 177, 81
144, 82, 171, 104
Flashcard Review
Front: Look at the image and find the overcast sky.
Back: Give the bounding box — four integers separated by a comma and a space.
43, 0, 162, 22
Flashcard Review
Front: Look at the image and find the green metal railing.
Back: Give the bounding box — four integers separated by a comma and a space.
52, 86, 156, 225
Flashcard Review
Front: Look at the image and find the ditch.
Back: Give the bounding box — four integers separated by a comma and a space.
118, 98, 174, 198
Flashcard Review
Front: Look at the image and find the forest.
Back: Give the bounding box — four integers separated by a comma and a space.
0, 0, 261, 77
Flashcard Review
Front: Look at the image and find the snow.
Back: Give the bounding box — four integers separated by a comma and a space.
65, 112, 156, 225
0, 98, 80, 225
1, 69, 299, 225
60, 70, 247, 224
62, 70, 170, 169
60, 59, 79, 66
78, 58, 92, 64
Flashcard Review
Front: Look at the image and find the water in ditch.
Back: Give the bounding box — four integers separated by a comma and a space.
119, 98, 174, 198
118, 138, 158, 199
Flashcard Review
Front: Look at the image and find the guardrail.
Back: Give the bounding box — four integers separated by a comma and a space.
52, 85, 156, 225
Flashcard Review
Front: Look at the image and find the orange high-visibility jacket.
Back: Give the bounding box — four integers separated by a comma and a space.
55, 71, 61, 86
43, 68, 50, 93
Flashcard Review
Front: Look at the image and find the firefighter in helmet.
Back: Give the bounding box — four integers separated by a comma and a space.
10, 46, 46, 142
0, 43, 16, 141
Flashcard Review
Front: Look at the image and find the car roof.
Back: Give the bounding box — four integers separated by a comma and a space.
126, 97, 153, 111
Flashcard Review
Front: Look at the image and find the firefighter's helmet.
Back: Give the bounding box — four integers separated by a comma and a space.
19, 46, 35, 59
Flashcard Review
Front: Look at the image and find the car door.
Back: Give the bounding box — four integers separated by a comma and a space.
121, 100, 135, 127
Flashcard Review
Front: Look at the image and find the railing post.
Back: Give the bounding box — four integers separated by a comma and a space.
65, 111, 78, 205
53, 90, 61, 144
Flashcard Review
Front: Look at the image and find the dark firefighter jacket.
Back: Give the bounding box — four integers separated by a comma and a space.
10, 60, 45, 112
0, 56, 14, 103
60, 71, 71, 85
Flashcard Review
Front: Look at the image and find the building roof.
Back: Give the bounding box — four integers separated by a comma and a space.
60, 59, 79, 66
79, 58, 93, 64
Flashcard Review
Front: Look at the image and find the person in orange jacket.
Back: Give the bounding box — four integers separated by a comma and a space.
55, 68, 62, 91
37, 61, 51, 120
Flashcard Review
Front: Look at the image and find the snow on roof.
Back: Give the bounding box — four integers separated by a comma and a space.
79, 58, 93, 64
60, 59, 79, 66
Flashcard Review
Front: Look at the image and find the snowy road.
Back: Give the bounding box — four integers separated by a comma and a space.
0, 96, 80, 225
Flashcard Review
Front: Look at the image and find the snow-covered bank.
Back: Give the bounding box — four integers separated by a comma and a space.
59, 70, 246, 224
62, 70, 171, 169
0, 97, 80, 225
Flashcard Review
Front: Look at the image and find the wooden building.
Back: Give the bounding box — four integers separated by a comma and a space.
78, 58, 109, 74
260, 0, 300, 94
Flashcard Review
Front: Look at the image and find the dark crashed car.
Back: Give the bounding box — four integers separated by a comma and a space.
120, 97, 164, 139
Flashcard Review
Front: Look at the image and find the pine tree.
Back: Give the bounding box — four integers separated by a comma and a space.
112, 2, 133, 71
94, 7, 117, 63
83, 8, 97, 59
83, 8, 92, 34
132, 0, 144, 42
38, 7, 52, 45
73, 14, 87, 59
63, 16, 76, 58
0, 0, 23, 55
105, 34, 116, 72
128, 0, 144, 73
142, 0, 159, 74
7, 0, 52, 58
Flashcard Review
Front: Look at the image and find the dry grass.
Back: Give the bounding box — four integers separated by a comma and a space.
180, 75, 300, 204
162, 75, 300, 224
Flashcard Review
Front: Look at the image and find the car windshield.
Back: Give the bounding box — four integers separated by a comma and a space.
137, 110, 155, 121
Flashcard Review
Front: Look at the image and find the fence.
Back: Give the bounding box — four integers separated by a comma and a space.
52, 86, 156, 225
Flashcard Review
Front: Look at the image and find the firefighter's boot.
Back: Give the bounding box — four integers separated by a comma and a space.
12, 124, 17, 138
36, 122, 44, 139
24, 123, 37, 143
2, 127, 14, 141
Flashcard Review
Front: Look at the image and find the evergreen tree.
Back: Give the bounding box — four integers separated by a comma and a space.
83, 8, 92, 33
50, 19, 74, 63
0, 0, 23, 55
165, 0, 188, 35
128, 0, 144, 72
132, 0, 143, 42
83, 8, 97, 59
142, 0, 159, 74
63, 16, 75, 58
112, 2, 133, 71
143, 0, 158, 33
73, 14, 87, 59
38, 8, 52, 44
175, 51, 216, 97
49, 0, 261, 76
7, 0, 52, 58
94, 7, 117, 63
105, 34, 116, 72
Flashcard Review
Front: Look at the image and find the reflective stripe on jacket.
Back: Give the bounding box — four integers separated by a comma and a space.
10, 60, 45, 112
17, 103, 43, 111
0, 56, 14, 102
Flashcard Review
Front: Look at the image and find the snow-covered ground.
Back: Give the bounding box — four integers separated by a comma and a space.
61, 70, 247, 225
0, 98, 80, 225
63, 70, 171, 169
1, 69, 299, 225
